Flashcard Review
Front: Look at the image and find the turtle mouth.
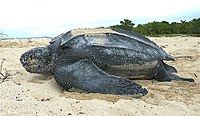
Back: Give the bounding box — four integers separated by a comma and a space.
20, 57, 52, 74
23, 66, 33, 72
22, 61, 39, 73
20, 47, 54, 74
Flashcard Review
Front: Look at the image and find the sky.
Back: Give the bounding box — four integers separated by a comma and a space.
0, 0, 199, 38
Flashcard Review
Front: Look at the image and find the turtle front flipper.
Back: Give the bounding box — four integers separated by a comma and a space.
54, 59, 148, 97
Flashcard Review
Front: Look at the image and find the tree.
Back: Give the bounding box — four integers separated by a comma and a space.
119, 19, 135, 31
110, 18, 200, 36
110, 19, 135, 31
190, 18, 200, 34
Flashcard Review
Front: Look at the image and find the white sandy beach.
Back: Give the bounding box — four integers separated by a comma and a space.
0, 37, 200, 115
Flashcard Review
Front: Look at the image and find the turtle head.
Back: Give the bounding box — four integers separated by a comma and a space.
20, 47, 53, 74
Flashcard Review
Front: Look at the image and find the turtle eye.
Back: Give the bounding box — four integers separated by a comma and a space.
29, 54, 34, 60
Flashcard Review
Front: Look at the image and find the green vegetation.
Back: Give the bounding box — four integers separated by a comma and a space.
110, 18, 200, 37
110, 19, 135, 31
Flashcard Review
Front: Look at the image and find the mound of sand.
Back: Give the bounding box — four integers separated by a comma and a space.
0, 37, 199, 115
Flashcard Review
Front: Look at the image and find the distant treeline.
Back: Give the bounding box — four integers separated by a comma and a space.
110, 18, 200, 36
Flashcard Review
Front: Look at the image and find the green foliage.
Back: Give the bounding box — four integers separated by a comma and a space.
110, 18, 200, 36
110, 19, 135, 31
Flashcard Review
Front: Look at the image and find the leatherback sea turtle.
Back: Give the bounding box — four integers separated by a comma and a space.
20, 28, 194, 97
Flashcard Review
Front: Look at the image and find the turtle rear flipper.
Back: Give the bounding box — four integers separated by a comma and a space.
151, 61, 194, 82
162, 61, 177, 73
166, 74, 194, 82
54, 59, 148, 97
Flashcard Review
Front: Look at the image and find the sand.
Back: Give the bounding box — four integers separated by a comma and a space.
0, 37, 200, 116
